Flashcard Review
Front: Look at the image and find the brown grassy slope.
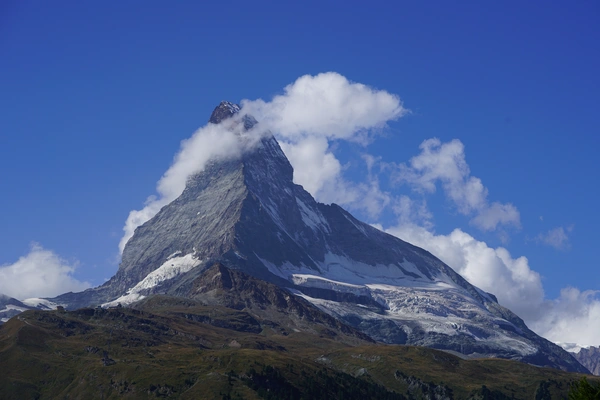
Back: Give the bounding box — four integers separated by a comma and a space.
0, 302, 598, 399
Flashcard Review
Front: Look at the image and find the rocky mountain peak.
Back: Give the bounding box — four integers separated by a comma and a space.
208, 100, 258, 132
208, 101, 241, 124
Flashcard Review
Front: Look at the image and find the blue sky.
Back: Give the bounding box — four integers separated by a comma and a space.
1, 1, 598, 345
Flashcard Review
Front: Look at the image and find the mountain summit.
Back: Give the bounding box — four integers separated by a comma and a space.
49, 102, 586, 373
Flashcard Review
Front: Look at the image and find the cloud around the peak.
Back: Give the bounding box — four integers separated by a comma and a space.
119, 118, 257, 253
0, 244, 90, 300
241, 72, 407, 214
240, 72, 406, 142
394, 138, 520, 231
119, 72, 407, 252
386, 224, 600, 346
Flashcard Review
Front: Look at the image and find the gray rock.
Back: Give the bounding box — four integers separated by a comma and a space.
572, 346, 600, 375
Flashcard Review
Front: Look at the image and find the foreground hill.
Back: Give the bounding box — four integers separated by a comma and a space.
0, 281, 597, 400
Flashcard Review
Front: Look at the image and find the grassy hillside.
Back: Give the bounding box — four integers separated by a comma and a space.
0, 299, 597, 399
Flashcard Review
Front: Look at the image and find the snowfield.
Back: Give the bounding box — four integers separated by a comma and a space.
261, 252, 539, 357
103, 253, 201, 307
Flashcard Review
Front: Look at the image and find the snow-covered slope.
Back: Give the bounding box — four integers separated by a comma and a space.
45, 101, 586, 373
0, 294, 60, 324
102, 253, 202, 307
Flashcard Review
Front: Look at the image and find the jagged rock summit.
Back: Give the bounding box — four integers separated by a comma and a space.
48, 101, 587, 373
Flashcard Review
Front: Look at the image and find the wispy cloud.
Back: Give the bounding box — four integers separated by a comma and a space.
393, 138, 520, 231
535, 226, 573, 250
119, 117, 261, 253
0, 243, 90, 300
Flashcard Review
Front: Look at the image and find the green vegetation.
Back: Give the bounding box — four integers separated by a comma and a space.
0, 298, 598, 399
569, 377, 600, 399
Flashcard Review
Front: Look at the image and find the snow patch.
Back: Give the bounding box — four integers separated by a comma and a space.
556, 342, 591, 354
293, 288, 537, 356
292, 274, 369, 297
258, 252, 537, 358
318, 252, 445, 288
131, 253, 201, 292
342, 213, 368, 236
22, 298, 61, 310
166, 250, 182, 260
103, 293, 146, 308
0, 305, 29, 313
102, 253, 201, 307
296, 198, 330, 233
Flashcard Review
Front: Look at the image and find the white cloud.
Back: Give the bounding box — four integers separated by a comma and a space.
471, 202, 521, 231
386, 224, 599, 346
389, 224, 543, 320
536, 226, 573, 250
531, 287, 600, 346
119, 73, 407, 253
278, 136, 344, 201
392, 195, 433, 229
240, 72, 406, 142
242, 72, 406, 215
0, 244, 90, 300
395, 138, 520, 231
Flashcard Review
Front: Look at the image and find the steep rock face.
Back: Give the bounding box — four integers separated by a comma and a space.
182, 263, 373, 343
572, 346, 600, 375
49, 102, 587, 373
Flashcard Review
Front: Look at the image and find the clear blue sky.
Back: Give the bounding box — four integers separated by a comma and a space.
1, 1, 598, 332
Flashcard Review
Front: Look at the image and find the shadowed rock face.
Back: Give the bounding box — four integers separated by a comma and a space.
47, 102, 588, 373
572, 346, 600, 375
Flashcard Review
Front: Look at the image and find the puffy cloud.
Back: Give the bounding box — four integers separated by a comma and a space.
471, 202, 521, 232
242, 72, 406, 216
240, 72, 406, 142
386, 224, 599, 346
278, 136, 345, 201
394, 138, 520, 231
0, 244, 90, 300
119, 73, 407, 252
389, 224, 543, 320
531, 287, 600, 346
535, 226, 573, 250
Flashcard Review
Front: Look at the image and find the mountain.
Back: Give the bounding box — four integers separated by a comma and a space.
0, 294, 59, 323
571, 346, 600, 375
0, 295, 29, 323
42, 101, 587, 373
